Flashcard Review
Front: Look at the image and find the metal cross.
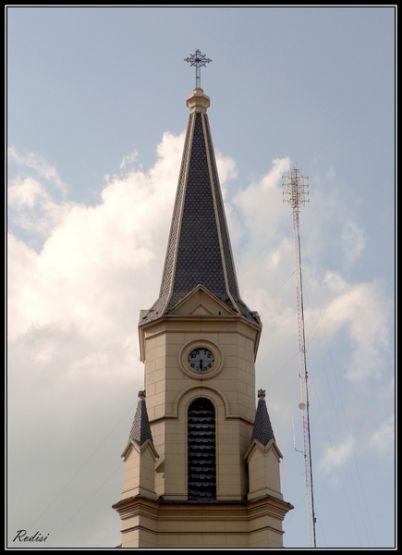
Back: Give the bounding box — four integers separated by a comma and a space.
184, 49, 212, 89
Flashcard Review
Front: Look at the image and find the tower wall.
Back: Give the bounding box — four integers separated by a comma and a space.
141, 305, 258, 502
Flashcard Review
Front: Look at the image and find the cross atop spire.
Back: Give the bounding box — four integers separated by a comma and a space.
184, 49, 212, 88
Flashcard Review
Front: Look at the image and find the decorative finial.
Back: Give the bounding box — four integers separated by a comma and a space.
138, 390, 146, 399
258, 389, 266, 399
184, 49, 212, 89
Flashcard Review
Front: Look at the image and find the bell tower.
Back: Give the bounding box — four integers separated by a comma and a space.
113, 61, 293, 547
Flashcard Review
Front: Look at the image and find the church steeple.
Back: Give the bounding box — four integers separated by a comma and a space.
140, 87, 259, 327
114, 61, 293, 548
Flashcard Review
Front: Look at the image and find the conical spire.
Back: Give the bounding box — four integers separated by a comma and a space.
252, 389, 275, 446
140, 88, 259, 326
129, 390, 153, 446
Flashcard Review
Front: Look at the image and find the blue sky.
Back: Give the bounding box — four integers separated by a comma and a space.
7, 6, 395, 549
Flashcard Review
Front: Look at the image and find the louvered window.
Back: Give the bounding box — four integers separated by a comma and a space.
187, 398, 216, 500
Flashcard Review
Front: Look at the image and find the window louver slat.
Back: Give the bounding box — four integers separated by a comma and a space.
188, 398, 216, 500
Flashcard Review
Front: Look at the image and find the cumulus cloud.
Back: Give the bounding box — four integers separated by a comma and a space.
319, 436, 355, 472
7, 132, 392, 547
8, 134, 188, 547
215, 152, 238, 198
311, 273, 389, 382
226, 161, 389, 386
233, 157, 291, 243
8, 131, 187, 351
8, 176, 68, 238
8, 146, 67, 196
8, 175, 45, 208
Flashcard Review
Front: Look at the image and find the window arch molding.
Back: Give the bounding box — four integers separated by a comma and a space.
172, 385, 229, 422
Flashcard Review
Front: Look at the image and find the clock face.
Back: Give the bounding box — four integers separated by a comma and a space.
188, 347, 215, 372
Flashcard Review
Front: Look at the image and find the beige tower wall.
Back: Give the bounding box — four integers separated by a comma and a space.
140, 290, 259, 501
246, 440, 283, 501
114, 496, 290, 548
114, 291, 293, 547
120, 440, 158, 501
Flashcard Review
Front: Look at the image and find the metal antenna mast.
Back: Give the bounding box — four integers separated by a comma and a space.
184, 49, 212, 89
283, 167, 317, 548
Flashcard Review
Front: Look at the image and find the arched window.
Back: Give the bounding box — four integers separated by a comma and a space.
187, 397, 216, 500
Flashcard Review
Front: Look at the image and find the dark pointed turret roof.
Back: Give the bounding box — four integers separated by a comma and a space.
252, 389, 275, 446
140, 88, 260, 327
129, 391, 153, 446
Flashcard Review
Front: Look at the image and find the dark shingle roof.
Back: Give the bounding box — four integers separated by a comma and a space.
252, 389, 275, 446
140, 90, 260, 326
129, 391, 153, 446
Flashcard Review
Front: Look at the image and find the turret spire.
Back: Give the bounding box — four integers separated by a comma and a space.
252, 389, 275, 446
129, 390, 153, 446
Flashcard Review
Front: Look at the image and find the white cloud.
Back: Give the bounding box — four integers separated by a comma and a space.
7, 132, 392, 547
6, 143, 387, 394
9, 160, 177, 349
319, 436, 355, 472
8, 131, 188, 374
120, 148, 140, 170
8, 176, 68, 237
324, 271, 349, 294
228, 159, 389, 386
216, 153, 237, 199
8, 233, 39, 342
8, 176, 45, 208
8, 146, 67, 196
314, 275, 389, 381
369, 416, 394, 454
342, 221, 366, 266
7, 132, 242, 546
233, 157, 290, 242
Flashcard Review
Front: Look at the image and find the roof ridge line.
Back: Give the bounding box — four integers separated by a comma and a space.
201, 112, 241, 315
163, 111, 196, 316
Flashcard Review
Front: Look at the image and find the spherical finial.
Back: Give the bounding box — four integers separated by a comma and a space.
138, 390, 146, 399
258, 389, 266, 399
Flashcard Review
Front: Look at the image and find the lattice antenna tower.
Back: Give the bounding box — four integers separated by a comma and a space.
282, 167, 317, 548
